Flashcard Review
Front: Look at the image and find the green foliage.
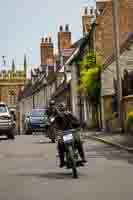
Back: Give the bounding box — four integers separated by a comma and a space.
79, 52, 101, 105
79, 52, 101, 70
127, 111, 133, 125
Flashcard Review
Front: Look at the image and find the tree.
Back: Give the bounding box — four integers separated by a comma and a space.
79, 52, 101, 128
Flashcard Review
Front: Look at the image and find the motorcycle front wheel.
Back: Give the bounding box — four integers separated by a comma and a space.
68, 146, 78, 179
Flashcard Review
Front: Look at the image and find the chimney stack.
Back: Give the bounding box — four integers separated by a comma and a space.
82, 7, 95, 35
58, 24, 71, 55
40, 36, 54, 68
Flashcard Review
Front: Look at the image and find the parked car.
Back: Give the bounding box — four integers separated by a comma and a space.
0, 103, 16, 139
27, 108, 48, 134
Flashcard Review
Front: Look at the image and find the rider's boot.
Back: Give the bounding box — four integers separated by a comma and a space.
77, 141, 87, 163
58, 142, 65, 168
59, 154, 65, 168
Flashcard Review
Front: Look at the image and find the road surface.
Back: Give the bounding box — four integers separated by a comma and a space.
0, 135, 132, 200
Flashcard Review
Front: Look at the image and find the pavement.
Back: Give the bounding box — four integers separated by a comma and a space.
0, 135, 133, 199
82, 131, 133, 152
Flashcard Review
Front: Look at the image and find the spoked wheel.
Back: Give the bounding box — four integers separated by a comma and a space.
51, 138, 55, 143
68, 146, 78, 179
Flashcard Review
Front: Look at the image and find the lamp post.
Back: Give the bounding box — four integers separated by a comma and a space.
112, 0, 123, 131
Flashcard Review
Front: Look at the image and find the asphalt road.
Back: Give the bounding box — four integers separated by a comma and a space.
0, 134, 133, 200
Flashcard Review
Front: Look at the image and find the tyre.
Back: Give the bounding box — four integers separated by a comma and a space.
49, 127, 56, 143
26, 131, 32, 135
24, 128, 32, 135
51, 138, 55, 143
7, 130, 15, 140
68, 146, 78, 179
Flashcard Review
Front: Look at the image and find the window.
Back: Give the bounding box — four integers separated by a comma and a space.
8, 90, 17, 105
0, 105, 7, 113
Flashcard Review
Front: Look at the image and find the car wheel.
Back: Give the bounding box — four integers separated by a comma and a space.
27, 131, 32, 135
24, 128, 32, 135
7, 132, 15, 140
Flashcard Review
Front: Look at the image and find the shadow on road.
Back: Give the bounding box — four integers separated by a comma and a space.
33, 141, 52, 144
85, 143, 133, 165
17, 171, 84, 180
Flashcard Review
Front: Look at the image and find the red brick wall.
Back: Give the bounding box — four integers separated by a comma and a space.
96, 2, 113, 63
128, 0, 133, 32
40, 37, 54, 66
96, 0, 133, 63
58, 25, 71, 54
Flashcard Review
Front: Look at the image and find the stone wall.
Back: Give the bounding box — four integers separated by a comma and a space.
102, 95, 119, 131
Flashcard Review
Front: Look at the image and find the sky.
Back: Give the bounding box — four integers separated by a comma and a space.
0, 0, 95, 70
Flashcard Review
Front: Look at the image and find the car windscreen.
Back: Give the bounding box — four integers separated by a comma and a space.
31, 110, 46, 117
0, 105, 7, 113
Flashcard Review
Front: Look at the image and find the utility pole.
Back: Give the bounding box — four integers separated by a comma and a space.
112, 0, 123, 131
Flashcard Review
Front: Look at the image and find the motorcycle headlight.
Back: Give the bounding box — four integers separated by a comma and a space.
57, 135, 62, 140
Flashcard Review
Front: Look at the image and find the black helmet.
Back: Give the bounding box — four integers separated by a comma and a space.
49, 100, 55, 106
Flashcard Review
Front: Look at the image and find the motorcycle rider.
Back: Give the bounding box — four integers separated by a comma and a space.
47, 100, 86, 168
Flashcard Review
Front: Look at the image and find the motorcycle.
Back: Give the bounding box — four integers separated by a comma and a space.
57, 128, 85, 179
46, 113, 85, 178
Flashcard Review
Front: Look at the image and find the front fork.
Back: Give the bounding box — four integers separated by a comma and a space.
65, 142, 77, 166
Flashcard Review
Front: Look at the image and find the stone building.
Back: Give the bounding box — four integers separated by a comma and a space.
0, 56, 27, 132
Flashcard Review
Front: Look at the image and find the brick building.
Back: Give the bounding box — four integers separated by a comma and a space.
96, 0, 133, 131
96, 0, 133, 63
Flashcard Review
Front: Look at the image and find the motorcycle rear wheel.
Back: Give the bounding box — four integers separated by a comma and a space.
68, 146, 78, 179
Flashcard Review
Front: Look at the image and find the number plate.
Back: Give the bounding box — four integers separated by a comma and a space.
63, 134, 73, 142
40, 124, 44, 127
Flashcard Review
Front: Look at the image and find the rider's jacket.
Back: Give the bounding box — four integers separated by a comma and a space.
47, 106, 80, 131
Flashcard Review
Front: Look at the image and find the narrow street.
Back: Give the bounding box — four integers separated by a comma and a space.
0, 134, 132, 200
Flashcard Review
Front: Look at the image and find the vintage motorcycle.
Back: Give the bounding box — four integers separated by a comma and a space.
46, 109, 85, 178
57, 129, 81, 178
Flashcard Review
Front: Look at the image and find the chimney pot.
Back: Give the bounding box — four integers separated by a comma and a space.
84, 7, 88, 15
45, 37, 48, 43
49, 37, 52, 43
59, 25, 63, 32
65, 24, 69, 32
41, 37, 44, 43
